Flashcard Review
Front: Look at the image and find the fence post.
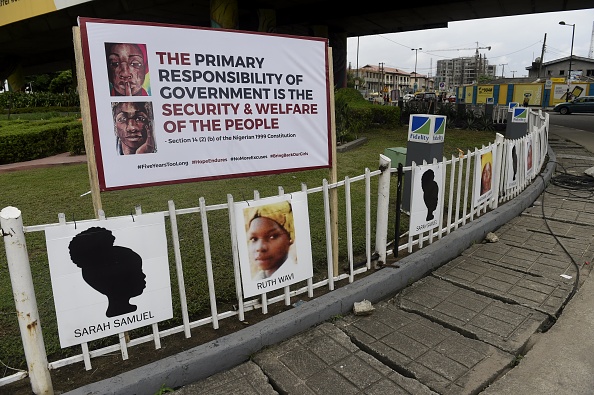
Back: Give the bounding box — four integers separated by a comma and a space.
492, 133, 505, 209
0, 206, 53, 395
374, 154, 392, 267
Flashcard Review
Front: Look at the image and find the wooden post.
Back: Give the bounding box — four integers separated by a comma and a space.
328, 48, 339, 275
72, 27, 103, 217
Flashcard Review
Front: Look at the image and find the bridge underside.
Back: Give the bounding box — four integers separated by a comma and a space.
1, 0, 592, 78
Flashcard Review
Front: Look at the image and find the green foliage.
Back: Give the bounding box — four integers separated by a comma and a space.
27, 73, 54, 92
0, 106, 80, 116
478, 74, 496, 84
66, 122, 85, 155
154, 384, 175, 394
406, 101, 496, 132
0, 91, 80, 109
334, 87, 399, 143
0, 117, 83, 163
346, 69, 365, 89
369, 105, 400, 127
48, 70, 74, 93
335, 87, 368, 104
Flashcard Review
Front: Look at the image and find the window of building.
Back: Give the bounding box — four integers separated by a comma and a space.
559, 70, 565, 75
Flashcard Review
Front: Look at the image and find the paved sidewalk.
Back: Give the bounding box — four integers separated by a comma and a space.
37, 125, 594, 395
0, 152, 86, 173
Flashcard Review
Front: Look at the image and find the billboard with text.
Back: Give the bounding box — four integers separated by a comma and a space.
79, 18, 331, 191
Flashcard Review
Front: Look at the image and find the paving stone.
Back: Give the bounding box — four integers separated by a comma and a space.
252, 322, 436, 395
173, 361, 278, 395
434, 255, 573, 316
336, 302, 513, 395
463, 224, 587, 280
397, 277, 549, 354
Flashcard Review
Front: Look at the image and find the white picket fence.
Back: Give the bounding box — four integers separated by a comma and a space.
0, 110, 549, 392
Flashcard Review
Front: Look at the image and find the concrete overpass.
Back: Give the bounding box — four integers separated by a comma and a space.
1, 0, 592, 85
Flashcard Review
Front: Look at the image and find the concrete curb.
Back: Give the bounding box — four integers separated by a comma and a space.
67, 147, 557, 395
336, 136, 368, 153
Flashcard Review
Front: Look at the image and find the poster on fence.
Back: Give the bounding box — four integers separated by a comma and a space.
234, 192, 313, 298
409, 162, 444, 237
473, 146, 496, 208
533, 128, 542, 174
78, 18, 331, 191
525, 137, 534, 178
45, 213, 173, 348
505, 140, 520, 190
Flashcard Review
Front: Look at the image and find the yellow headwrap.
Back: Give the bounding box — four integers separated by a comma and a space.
244, 200, 295, 241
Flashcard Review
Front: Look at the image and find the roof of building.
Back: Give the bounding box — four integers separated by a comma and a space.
526, 55, 594, 70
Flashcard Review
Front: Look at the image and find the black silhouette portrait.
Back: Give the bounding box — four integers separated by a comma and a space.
421, 169, 439, 221
511, 146, 518, 181
68, 227, 146, 317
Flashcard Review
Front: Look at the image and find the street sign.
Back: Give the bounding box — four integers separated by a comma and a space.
439, 82, 446, 91
545, 80, 552, 90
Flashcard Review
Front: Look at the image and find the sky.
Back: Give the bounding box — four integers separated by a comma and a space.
347, 9, 594, 79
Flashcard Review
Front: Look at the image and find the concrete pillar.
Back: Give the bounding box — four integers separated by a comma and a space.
257, 8, 276, 33
329, 31, 347, 89
210, 0, 238, 29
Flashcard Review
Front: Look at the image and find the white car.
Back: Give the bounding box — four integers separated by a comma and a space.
403, 94, 414, 102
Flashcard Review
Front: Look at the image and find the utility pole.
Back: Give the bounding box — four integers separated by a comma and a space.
379, 62, 385, 94
511, 70, 517, 78
411, 48, 422, 92
499, 63, 507, 78
538, 33, 547, 79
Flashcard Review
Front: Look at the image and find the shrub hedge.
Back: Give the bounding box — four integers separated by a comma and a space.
0, 88, 401, 164
334, 88, 400, 143
0, 117, 84, 164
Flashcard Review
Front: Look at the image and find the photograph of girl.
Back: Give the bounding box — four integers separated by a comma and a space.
243, 200, 297, 280
235, 192, 313, 298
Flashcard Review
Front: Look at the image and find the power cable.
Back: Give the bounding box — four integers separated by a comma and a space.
537, 160, 594, 321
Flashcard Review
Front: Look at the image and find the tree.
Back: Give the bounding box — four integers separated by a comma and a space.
26, 73, 54, 92
48, 70, 74, 93
478, 74, 495, 84
346, 69, 365, 90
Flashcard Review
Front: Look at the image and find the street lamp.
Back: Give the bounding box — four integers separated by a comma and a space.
559, 21, 575, 102
411, 48, 422, 92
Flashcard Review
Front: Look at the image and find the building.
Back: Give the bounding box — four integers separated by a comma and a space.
354, 64, 434, 98
435, 55, 496, 91
526, 55, 594, 81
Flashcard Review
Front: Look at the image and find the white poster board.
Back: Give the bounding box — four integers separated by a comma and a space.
79, 18, 331, 191
505, 140, 520, 190
525, 135, 534, 178
409, 162, 444, 237
234, 192, 313, 298
45, 213, 172, 347
473, 146, 496, 208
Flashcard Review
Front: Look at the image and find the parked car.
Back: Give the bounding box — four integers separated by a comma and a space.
402, 93, 415, 102
447, 95, 457, 103
552, 96, 594, 115
412, 92, 437, 102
